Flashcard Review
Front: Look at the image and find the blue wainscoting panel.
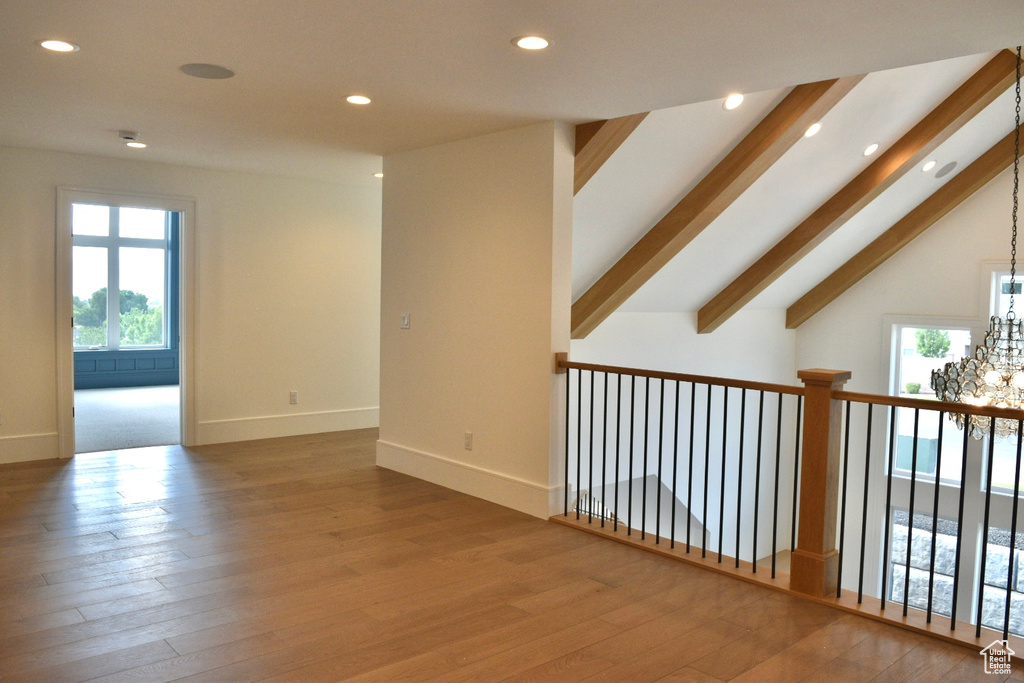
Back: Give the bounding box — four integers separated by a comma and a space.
74, 349, 179, 388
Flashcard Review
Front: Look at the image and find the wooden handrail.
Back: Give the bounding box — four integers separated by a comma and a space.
555, 357, 803, 396
836, 390, 1024, 421
555, 355, 1024, 422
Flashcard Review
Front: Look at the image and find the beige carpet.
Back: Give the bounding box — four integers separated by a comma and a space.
74, 386, 180, 453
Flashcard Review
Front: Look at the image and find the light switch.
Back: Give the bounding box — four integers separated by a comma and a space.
400, 313, 410, 329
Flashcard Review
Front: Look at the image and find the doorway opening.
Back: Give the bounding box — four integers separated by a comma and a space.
56, 189, 196, 458
70, 202, 181, 453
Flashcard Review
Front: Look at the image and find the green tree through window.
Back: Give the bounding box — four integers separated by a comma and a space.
73, 287, 163, 346
915, 328, 951, 358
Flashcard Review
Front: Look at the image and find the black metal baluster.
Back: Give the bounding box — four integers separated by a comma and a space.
950, 422, 970, 631
926, 412, 945, 624
671, 381, 681, 549
657, 379, 665, 544
1003, 420, 1023, 639
627, 375, 635, 536
718, 387, 729, 563
601, 373, 609, 528
880, 405, 897, 611
564, 366, 572, 517
903, 409, 921, 617
687, 383, 696, 553
837, 400, 852, 598
613, 374, 622, 531
977, 420, 998, 637
703, 384, 712, 558
735, 389, 747, 569
575, 368, 582, 520
642, 377, 650, 540
588, 370, 595, 524
771, 393, 783, 578
791, 395, 803, 557
858, 404, 873, 603
753, 391, 765, 574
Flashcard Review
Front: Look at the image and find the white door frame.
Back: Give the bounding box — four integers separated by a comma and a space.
55, 187, 198, 457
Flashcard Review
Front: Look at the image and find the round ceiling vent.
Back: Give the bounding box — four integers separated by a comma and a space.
180, 63, 235, 80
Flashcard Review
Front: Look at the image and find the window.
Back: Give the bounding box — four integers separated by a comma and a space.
890, 324, 971, 482
888, 509, 958, 616
979, 525, 1024, 635
72, 204, 172, 349
884, 287, 1024, 635
994, 272, 1021, 319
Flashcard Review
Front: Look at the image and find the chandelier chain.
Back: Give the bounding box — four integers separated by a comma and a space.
1012, 45, 1021, 319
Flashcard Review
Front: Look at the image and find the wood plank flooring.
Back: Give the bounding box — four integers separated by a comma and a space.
0, 429, 1015, 681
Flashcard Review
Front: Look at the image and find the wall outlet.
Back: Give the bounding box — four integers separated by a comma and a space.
464, 432, 473, 451
289, 391, 298, 405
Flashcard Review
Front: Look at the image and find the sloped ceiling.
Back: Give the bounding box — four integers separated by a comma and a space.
572, 51, 1022, 333
2, 1, 1024, 186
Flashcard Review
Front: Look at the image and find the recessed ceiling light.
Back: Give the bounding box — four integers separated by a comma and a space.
347, 95, 371, 105
723, 93, 744, 110
373, 172, 384, 178
513, 36, 549, 50
180, 63, 235, 79
804, 122, 822, 137
863, 143, 879, 156
39, 39, 79, 52
922, 159, 938, 172
126, 142, 147, 149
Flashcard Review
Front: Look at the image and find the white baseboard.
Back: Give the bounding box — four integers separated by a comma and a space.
198, 407, 379, 445
0, 432, 61, 464
376, 440, 557, 519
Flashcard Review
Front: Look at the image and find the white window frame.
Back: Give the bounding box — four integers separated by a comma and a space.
72, 203, 172, 350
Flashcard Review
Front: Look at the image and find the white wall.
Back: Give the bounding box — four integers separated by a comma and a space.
377, 122, 574, 519
572, 309, 798, 385
0, 146, 381, 463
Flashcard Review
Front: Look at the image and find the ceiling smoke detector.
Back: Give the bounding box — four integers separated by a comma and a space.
118, 131, 146, 148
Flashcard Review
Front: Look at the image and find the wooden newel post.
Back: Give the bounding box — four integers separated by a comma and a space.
791, 368, 852, 597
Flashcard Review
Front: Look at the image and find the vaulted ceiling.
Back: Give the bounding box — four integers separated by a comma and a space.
572, 49, 1024, 337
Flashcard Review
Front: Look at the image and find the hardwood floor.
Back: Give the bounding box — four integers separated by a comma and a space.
0, 429, 1014, 681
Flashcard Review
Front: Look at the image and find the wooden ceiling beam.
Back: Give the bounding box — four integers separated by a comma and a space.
786, 124, 1023, 329
697, 49, 1021, 334
574, 113, 649, 195
571, 75, 864, 339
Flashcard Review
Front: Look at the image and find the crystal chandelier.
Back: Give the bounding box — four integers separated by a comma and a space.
930, 46, 1023, 440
